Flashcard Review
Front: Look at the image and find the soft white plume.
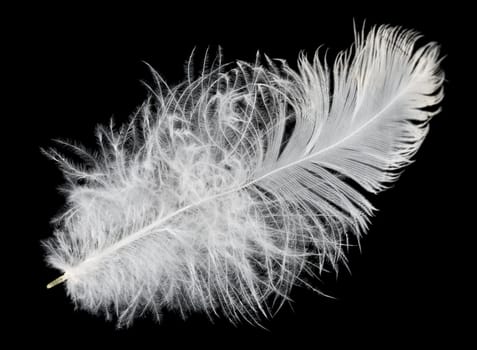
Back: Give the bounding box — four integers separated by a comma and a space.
44, 25, 444, 327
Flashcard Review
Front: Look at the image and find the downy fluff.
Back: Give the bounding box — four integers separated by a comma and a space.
44, 25, 444, 327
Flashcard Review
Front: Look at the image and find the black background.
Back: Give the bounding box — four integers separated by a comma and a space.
7, 6, 468, 347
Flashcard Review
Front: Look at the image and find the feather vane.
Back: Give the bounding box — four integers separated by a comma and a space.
44, 25, 444, 327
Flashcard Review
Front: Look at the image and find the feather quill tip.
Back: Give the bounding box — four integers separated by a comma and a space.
46, 274, 68, 289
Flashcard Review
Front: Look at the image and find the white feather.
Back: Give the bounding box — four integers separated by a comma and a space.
44, 25, 444, 327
